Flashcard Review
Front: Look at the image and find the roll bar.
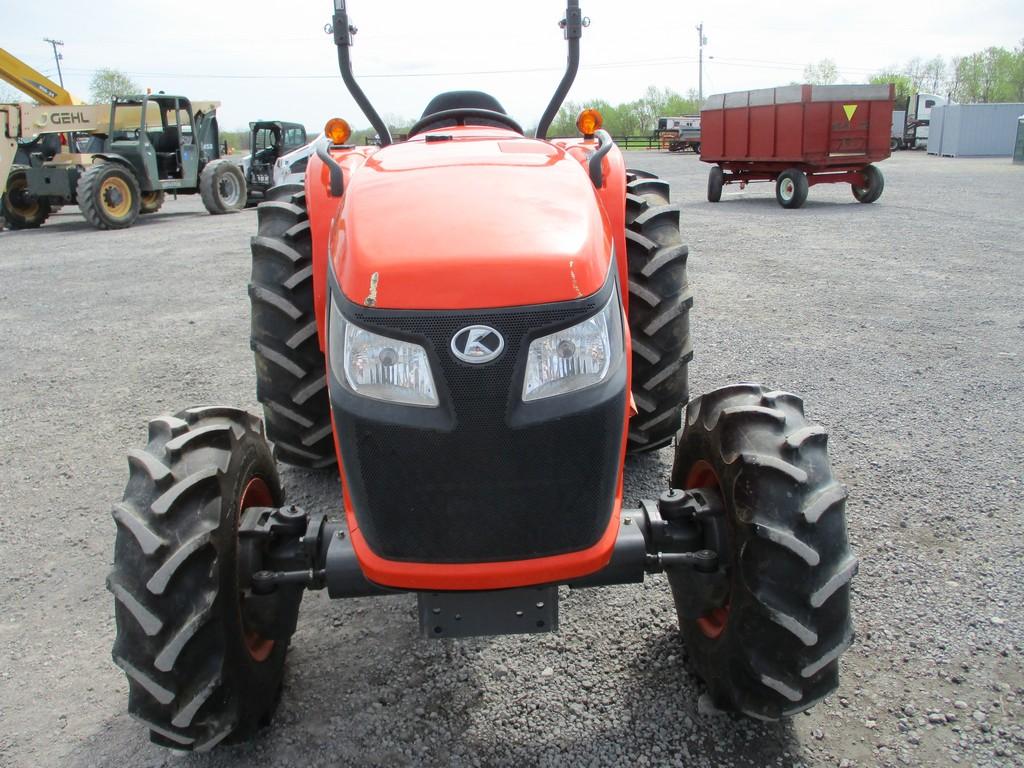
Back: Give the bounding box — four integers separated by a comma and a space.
329, 1, 587, 145
536, 2, 587, 140
331, 0, 392, 147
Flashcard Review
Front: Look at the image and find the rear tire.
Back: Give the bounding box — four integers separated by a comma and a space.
200, 160, 246, 214
77, 162, 141, 230
140, 190, 166, 215
852, 164, 884, 204
775, 168, 808, 209
108, 407, 302, 750
2, 167, 52, 229
624, 169, 693, 453
707, 166, 724, 203
669, 383, 856, 719
249, 184, 336, 469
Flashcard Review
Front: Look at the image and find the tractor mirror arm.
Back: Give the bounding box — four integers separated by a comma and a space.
588, 129, 614, 188
316, 142, 345, 197
535, 1, 587, 140
331, 0, 392, 147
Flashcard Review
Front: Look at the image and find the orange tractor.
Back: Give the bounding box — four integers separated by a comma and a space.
109, 0, 856, 750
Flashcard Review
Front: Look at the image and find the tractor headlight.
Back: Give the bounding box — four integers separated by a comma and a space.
329, 300, 439, 407
522, 292, 623, 402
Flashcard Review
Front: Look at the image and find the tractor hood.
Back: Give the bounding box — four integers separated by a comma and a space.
331, 131, 613, 310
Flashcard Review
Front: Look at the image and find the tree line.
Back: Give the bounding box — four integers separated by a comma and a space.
546, 86, 702, 137
78, 38, 1023, 145
804, 39, 1024, 103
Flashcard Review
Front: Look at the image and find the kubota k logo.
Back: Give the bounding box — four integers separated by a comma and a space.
451, 325, 504, 364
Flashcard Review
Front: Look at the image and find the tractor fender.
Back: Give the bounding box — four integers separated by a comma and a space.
304, 145, 376, 352
556, 138, 629, 315
87, 152, 137, 173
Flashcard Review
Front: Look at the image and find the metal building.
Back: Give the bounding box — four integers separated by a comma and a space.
928, 103, 1024, 157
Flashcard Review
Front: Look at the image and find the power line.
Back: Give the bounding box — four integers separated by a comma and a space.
57, 54, 702, 81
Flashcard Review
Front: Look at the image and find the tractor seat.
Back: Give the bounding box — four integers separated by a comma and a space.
411, 90, 523, 136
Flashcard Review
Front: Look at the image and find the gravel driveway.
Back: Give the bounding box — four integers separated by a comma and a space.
0, 150, 1021, 767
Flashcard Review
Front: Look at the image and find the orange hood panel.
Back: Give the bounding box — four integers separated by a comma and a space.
331, 131, 613, 310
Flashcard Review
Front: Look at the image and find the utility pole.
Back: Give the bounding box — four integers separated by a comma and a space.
695, 24, 706, 102
43, 38, 65, 87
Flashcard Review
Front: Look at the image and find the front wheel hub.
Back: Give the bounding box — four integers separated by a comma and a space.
238, 477, 276, 661
685, 461, 731, 639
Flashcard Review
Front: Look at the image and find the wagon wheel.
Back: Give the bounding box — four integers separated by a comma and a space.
852, 164, 884, 204
707, 167, 724, 203
775, 169, 808, 209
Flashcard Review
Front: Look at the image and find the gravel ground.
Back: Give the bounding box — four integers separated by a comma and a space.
0, 150, 1022, 768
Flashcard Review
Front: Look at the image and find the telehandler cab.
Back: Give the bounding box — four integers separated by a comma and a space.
1, 92, 245, 230
109, 0, 856, 750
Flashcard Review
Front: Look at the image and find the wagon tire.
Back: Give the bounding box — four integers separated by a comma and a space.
108, 407, 302, 750
624, 169, 692, 453
200, 159, 247, 214
852, 164, 884, 204
1, 167, 52, 229
707, 166, 724, 203
249, 184, 336, 469
77, 162, 142, 230
775, 168, 808, 209
669, 383, 857, 719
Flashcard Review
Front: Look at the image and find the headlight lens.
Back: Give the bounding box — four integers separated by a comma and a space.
522, 292, 623, 402
329, 300, 439, 407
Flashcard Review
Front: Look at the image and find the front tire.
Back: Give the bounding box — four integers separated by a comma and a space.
200, 160, 246, 214
669, 383, 857, 719
624, 169, 693, 453
2, 167, 52, 229
108, 406, 302, 750
249, 184, 336, 469
77, 162, 141, 230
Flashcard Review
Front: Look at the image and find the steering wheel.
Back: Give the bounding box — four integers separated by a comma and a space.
408, 108, 524, 138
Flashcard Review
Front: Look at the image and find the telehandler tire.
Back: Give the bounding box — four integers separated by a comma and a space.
108, 406, 301, 750
77, 162, 141, 230
624, 169, 692, 453
669, 383, 857, 719
249, 184, 336, 469
140, 190, 166, 215
200, 159, 246, 214
2, 167, 52, 229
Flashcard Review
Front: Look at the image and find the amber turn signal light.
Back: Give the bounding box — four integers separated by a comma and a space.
325, 117, 352, 145
576, 108, 603, 137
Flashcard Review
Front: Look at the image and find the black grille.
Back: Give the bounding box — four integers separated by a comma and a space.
333, 286, 625, 564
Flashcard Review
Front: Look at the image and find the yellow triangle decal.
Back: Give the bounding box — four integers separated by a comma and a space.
843, 104, 858, 121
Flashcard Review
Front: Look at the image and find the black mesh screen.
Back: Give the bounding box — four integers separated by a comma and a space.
334, 295, 625, 563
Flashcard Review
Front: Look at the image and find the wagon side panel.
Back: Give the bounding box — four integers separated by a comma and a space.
749, 105, 776, 159
699, 94, 726, 160
775, 103, 805, 162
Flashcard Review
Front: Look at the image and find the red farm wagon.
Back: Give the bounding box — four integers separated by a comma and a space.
700, 84, 895, 208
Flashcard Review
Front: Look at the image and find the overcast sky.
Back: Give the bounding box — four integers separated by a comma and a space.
6, 0, 1022, 132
